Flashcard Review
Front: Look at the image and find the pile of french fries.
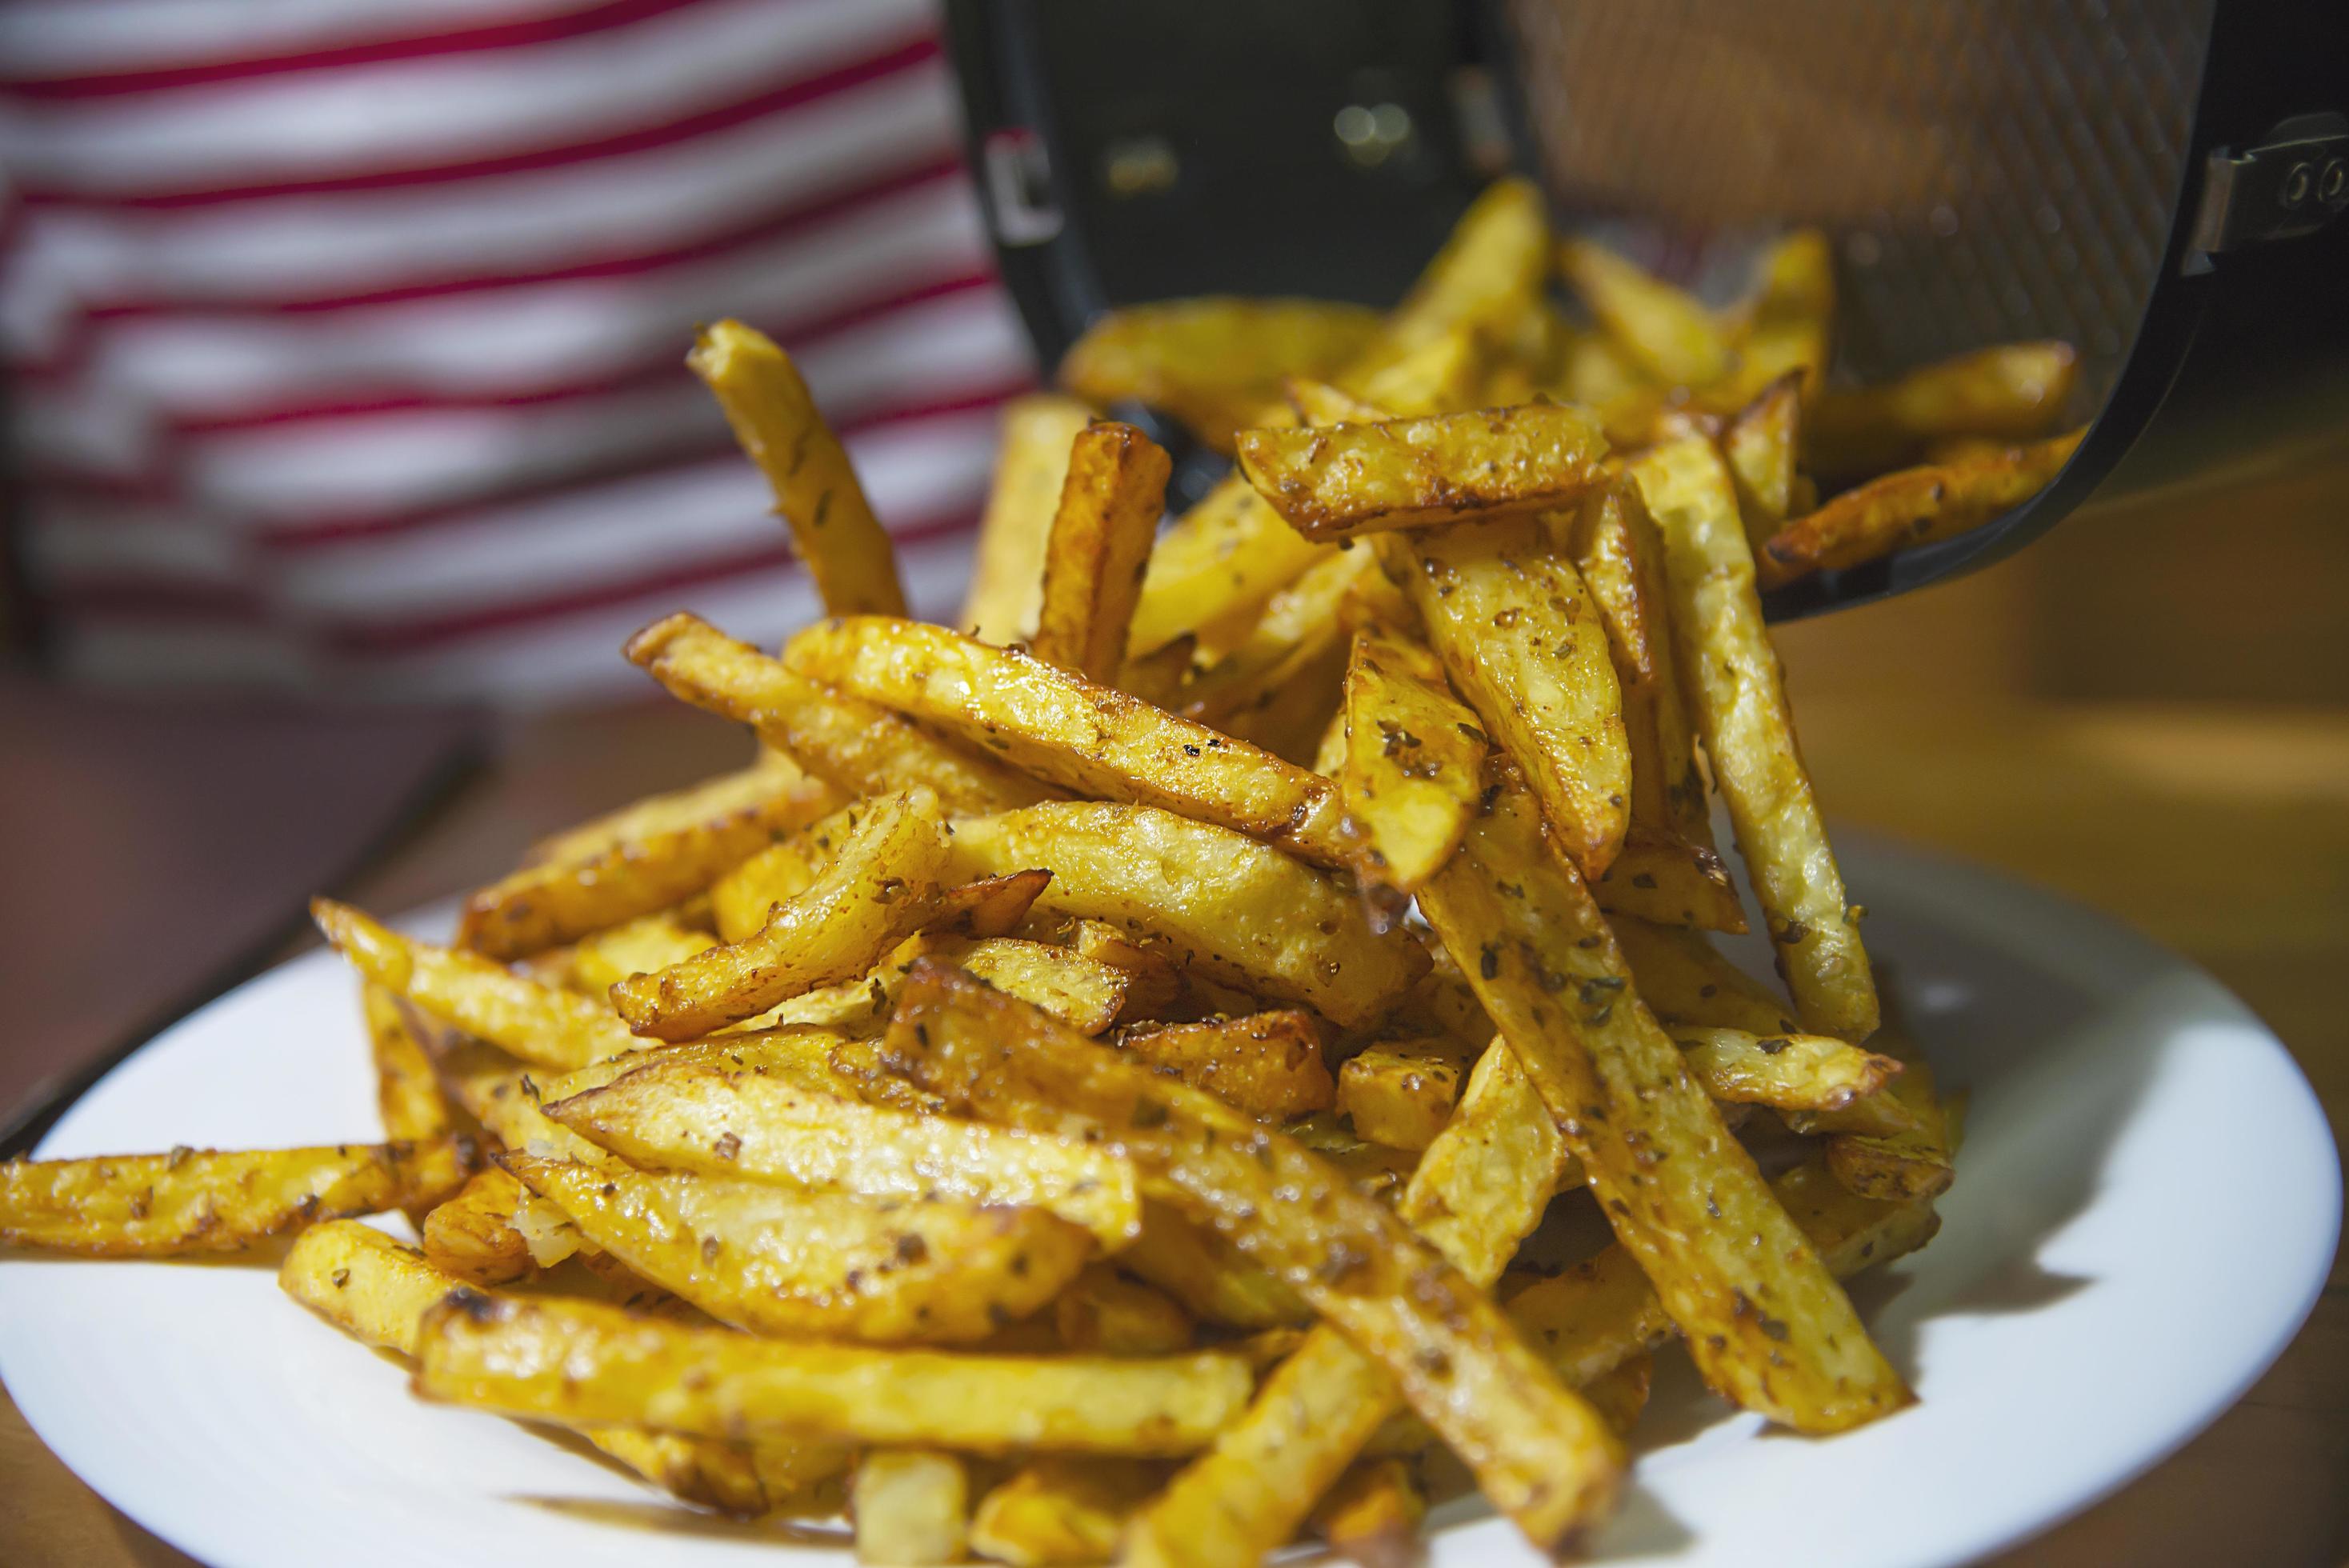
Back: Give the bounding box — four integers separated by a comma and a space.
2, 178, 2031, 1565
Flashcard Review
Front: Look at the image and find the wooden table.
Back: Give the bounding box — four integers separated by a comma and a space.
4, 698, 2343, 1566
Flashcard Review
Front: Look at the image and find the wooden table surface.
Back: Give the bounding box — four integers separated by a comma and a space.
3, 696, 2343, 1566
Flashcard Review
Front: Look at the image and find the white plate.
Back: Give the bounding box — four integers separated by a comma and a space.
1, 834, 2336, 1568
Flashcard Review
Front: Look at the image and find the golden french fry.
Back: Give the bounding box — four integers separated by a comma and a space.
1609, 915, 1799, 1034
1815, 1022, 1955, 1200
1334, 626, 1487, 909
733, 930, 1125, 1038
1174, 544, 1385, 727
783, 616, 1353, 870
965, 394, 1098, 644
945, 802, 1426, 1029
887, 964, 1620, 1554
1336, 1042, 1465, 1152
1558, 237, 1732, 388
504, 1154, 1090, 1346
362, 983, 451, 1146
1062, 920, 1184, 1020
1757, 428, 2085, 586
1669, 1026, 1902, 1114
1419, 765, 1907, 1430
854, 1449, 968, 1566
422, 1167, 558, 1283
1059, 297, 1383, 452
1634, 432, 1879, 1040
1375, 177, 1551, 363
1124, 430, 1332, 664
1031, 422, 1171, 682
1399, 514, 1631, 879
1313, 1458, 1425, 1563
625, 614, 1052, 815
523, 751, 802, 868
1118, 1010, 1335, 1122
315, 899, 641, 1070
710, 797, 881, 944
1808, 340, 2079, 479
1235, 404, 1608, 541
610, 788, 950, 1042
970, 1458, 1166, 1566
458, 763, 834, 962
415, 1292, 1254, 1456
542, 1038, 1139, 1246
564, 911, 718, 996
689, 319, 905, 617
1, 1138, 470, 1258
1121, 1201, 1307, 1331
1218, 634, 1349, 769
1054, 1265, 1195, 1356
1723, 374, 1803, 547
1591, 828, 1747, 934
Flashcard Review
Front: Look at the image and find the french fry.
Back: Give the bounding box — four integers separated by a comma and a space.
1815, 1022, 1955, 1201
1219, 635, 1348, 769
541, 1038, 1140, 1246
970, 1458, 1166, 1566
422, 1167, 556, 1283
1059, 297, 1383, 452
626, 614, 1052, 815
523, 751, 804, 869
1031, 422, 1171, 682
689, 319, 905, 617
1054, 1265, 1195, 1356
1715, 229, 1835, 408
783, 617, 1353, 870
1125, 1038, 1575, 1566
1399, 514, 1631, 879
564, 911, 718, 996
1313, 1458, 1424, 1566
1634, 432, 1880, 1040
0, 1138, 470, 1257
886, 964, 1621, 1554
609, 789, 951, 1042
1064, 919, 1185, 1020
362, 983, 451, 1145
1558, 237, 1732, 388
738, 930, 1125, 1038
1235, 404, 1608, 541
1375, 177, 1551, 363
1119, 1201, 1307, 1330
1174, 544, 1385, 727
1807, 339, 2079, 479
1668, 1026, 1903, 1114
503, 1154, 1090, 1346
1124, 426, 1331, 662
1117, 1010, 1335, 1121
1591, 828, 1747, 934
854, 1449, 968, 1566
945, 802, 1426, 1029
315, 899, 642, 1070
1418, 765, 1907, 1430
282, 1222, 842, 1516
1562, 478, 1713, 858
1609, 915, 1801, 1035
415, 1292, 1255, 1456
1334, 626, 1487, 910
1336, 1042, 1465, 1152
458, 762, 837, 961
965, 394, 1097, 644
1757, 428, 2085, 586
1723, 373, 1803, 548
710, 797, 882, 944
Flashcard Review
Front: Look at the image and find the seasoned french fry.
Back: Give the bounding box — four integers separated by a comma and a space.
1235, 404, 1608, 541
854, 1449, 968, 1566
422, 1166, 558, 1283
1119, 1201, 1307, 1330
1060, 297, 1383, 452
887, 964, 1621, 1554
970, 1458, 1166, 1566
1174, 544, 1385, 727
1063, 920, 1184, 1020
524, 752, 802, 869
1334, 626, 1487, 909
1757, 428, 2085, 586
504, 1154, 1090, 1345
1634, 433, 1879, 1040
1558, 237, 1732, 388
1313, 1458, 1425, 1565
1124, 428, 1332, 663
610, 789, 950, 1042
458, 762, 836, 961
1815, 1023, 1955, 1200
1031, 422, 1171, 682
1117, 1010, 1335, 1121
710, 797, 880, 944
1399, 514, 1631, 879
626, 614, 1052, 815
1591, 828, 1747, 934
1054, 1265, 1195, 1356
1723, 373, 1803, 548
965, 394, 1097, 644
1807, 339, 2079, 479
689, 319, 905, 617
1418, 765, 1907, 1430
416, 1292, 1255, 1456
315, 899, 641, 1070
282, 1222, 842, 1516
1610, 915, 1799, 1035
362, 983, 451, 1145
946, 802, 1426, 1029
541, 1039, 1139, 1246
783, 617, 1353, 870
564, 911, 718, 996
1337, 1042, 1465, 1152
1669, 1026, 1902, 1114
0, 1138, 470, 1257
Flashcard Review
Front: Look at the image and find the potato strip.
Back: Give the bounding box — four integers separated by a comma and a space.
1031, 421, 1171, 681
964, 394, 1095, 645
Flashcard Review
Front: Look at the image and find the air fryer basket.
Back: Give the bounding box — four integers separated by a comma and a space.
946, 0, 2349, 620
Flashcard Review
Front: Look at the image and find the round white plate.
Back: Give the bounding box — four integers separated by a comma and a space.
1, 834, 2336, 1568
